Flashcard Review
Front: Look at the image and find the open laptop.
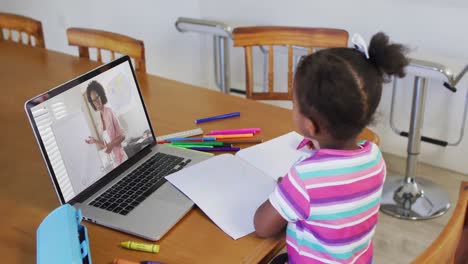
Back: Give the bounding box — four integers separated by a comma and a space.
25, 55, 210, 240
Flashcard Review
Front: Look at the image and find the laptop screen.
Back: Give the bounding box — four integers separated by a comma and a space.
27, 57, 154, 203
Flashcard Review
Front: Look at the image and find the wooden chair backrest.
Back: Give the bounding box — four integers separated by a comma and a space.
412, 181, 468, 264
67, 27, 146, 72
232, 26, 348, 100
0, 12, 45, 48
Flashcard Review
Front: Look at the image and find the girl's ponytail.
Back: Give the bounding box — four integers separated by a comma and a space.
368, 32, 409, 79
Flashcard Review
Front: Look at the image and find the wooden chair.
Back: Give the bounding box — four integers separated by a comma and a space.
0, 12, 45, 48
412, 181, 468, 264
66, 27, 146, 72
233, 26, 380, 145
232, 26, 348, 101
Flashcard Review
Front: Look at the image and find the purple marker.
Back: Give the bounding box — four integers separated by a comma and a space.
195, 112, 240, 124
188, 147, 240, 152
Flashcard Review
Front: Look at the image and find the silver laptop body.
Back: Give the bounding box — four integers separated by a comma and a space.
25, 56, 209, 240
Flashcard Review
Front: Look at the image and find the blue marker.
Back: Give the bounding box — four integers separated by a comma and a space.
195, 112, 240, 124
165, 137, 216, 142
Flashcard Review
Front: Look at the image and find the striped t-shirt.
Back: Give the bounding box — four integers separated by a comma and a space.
269, 141, 386, 264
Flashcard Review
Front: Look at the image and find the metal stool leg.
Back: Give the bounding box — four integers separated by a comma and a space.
381, 76, 451, 220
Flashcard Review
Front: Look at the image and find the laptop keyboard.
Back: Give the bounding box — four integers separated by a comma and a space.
89, 152, 191, 215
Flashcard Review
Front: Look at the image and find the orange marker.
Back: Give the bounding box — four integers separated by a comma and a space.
113, 259, 139, 264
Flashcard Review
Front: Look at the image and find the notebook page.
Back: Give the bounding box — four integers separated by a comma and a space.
235, 131, 314, 180
166, 154, 276, 240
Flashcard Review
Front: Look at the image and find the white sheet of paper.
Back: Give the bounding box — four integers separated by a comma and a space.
166, 154, 276, 240
236, 131, 313, 180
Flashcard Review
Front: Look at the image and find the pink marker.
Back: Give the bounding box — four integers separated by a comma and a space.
296, 138, 310, 150
208, 128, 261, 135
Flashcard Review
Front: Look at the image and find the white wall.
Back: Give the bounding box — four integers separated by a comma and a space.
0, 0, 204, 86
2, 0, 467, 174
197, 0, 468, 175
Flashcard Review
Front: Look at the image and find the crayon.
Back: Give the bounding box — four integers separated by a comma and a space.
120, 241, 160, 253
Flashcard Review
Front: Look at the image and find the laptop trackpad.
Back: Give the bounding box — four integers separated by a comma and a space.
150, 182, 192, 206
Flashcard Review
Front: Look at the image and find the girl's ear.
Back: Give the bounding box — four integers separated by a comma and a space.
304, 117, 318, 137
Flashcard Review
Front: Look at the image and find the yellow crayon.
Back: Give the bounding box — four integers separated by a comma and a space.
120, 241, 160, 253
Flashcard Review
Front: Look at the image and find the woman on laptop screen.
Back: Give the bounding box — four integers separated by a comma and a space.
85, 80, 128, 167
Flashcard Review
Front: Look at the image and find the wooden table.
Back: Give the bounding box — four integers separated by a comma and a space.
0, 42, 291, 263
3, 41, 456, 264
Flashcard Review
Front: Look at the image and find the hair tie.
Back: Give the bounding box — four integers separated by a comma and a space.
351, 33, 369, 59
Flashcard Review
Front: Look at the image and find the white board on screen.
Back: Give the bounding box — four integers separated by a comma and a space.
52, 111, 104, 194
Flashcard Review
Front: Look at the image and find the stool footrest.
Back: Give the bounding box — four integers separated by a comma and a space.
399, 131, 448, 147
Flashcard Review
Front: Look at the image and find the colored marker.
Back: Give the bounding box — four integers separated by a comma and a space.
120, 241, 160, 253
188, 147, 241, 152
207, 128, 261, 135
296, 138, 310, 150
113, 260, 166, 264
195, 112, 240, 124
158, 139, 206, 143
167, 145, 215, 156
206, 130, 257, 135
221, 139, 264, 144
211, 133, 254, 139
171, 141, 227, 146
165, 144, 187, 149
165, 137, 216, 142
172, 144, 214, 148
113, 259, 139, 264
